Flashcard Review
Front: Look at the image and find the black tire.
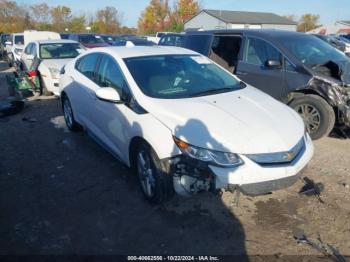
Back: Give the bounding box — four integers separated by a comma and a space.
135, 142, 174, 204
289, 94, 335, 140
62, 95, 80, 132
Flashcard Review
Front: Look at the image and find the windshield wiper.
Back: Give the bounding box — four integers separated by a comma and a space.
192, 87, 236, 97
192, 83, 245, 97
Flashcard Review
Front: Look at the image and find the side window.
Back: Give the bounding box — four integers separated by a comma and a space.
244, 37, 281, 66
76, 53, 100, 80
184, 35, 212, 55
284, 58, 296, 71
31, 44, 37, 56
96, 55, 126, 95
24, 43, 33, 54
159, 37, 166, 45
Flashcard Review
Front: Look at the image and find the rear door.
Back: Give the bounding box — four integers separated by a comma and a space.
209, 34, 243, 74
236, 36, 286, 101
71, 52, 101, 128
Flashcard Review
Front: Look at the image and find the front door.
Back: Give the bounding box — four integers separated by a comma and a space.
236, 37, 286, 101
90, 54, 131, 160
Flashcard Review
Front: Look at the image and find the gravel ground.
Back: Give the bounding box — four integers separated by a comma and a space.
0, 61, 349, 259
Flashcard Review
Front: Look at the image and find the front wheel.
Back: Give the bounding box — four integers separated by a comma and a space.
289, 94, 335, 140
135, 143, 174, 204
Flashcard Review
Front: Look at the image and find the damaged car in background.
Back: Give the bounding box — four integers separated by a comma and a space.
59, 46, 313, 203
21, 39, 85, 96
178, 30, 350, 140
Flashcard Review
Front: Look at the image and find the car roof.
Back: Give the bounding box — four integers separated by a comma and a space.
89, 46, 199, 58
160, 33, 184, 36
35, 39, 79, 44
186, 29, 309, 39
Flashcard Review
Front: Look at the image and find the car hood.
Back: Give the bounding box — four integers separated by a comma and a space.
144, 86, 304, 154
41, 58, 73, 70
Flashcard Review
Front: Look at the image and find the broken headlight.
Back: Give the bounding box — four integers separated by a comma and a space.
173, 137, 243, 167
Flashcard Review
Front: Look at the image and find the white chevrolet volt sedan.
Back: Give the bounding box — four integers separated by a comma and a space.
59, 46, 314, 204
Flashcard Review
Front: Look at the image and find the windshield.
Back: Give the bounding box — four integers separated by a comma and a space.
124, 55, 243, 99
79, 35, 105, 44
14, 35, 24, 45
1, 34, 9, 44
279, 35, 349, 67
40, 43, 82, 59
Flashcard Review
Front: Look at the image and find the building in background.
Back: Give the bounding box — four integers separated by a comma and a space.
184, 9, 297, 31
308, 21, 350, 35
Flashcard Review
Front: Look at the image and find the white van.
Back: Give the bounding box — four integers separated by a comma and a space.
8, 30, 61, 66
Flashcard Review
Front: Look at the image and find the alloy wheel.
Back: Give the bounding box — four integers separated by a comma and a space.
296, 104, 321, 134
63, 98, 73, 129
137, 150, 156, 198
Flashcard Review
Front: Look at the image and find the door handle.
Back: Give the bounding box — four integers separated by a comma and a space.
236, 71, 248, 76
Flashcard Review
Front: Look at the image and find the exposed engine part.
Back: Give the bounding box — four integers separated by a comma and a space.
173, 175, 211, 196
171, 157, 213, 196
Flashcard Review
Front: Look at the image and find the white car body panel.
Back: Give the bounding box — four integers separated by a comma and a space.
60, 46, 314, 194
39, 58, 72, 95
142, 87, 304, 154
23, 30, 60, 44
10, 33, 24, 62
212, 133, 313, 188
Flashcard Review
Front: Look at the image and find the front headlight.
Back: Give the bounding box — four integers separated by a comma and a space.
49, 67, 61, 79
173, 137, 243, 167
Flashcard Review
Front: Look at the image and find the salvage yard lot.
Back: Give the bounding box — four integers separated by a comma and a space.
0, 60, 349, 257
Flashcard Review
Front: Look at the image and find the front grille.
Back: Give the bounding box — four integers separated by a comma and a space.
246, 137, 305, 166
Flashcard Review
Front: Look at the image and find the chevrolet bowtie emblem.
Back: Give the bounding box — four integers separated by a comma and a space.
283, 151, 295, 161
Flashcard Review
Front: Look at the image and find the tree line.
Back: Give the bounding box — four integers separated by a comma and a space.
138, 0, 199, 34
0, 0, 320, 35
0, 0, 136, 34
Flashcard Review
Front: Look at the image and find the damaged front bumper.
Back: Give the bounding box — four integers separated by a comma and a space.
169, 134, 314, 196
307, 76, 350, 127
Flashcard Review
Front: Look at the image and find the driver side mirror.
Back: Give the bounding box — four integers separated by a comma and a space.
95, 87, 122, 103
265, 59, 282, 69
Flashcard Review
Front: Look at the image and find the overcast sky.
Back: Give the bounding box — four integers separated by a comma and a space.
19, 0, 349, 28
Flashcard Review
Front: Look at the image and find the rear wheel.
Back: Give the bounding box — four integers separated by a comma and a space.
135, 143, 174, 204
290, 94, 335, 140
62, 95, 80, 132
